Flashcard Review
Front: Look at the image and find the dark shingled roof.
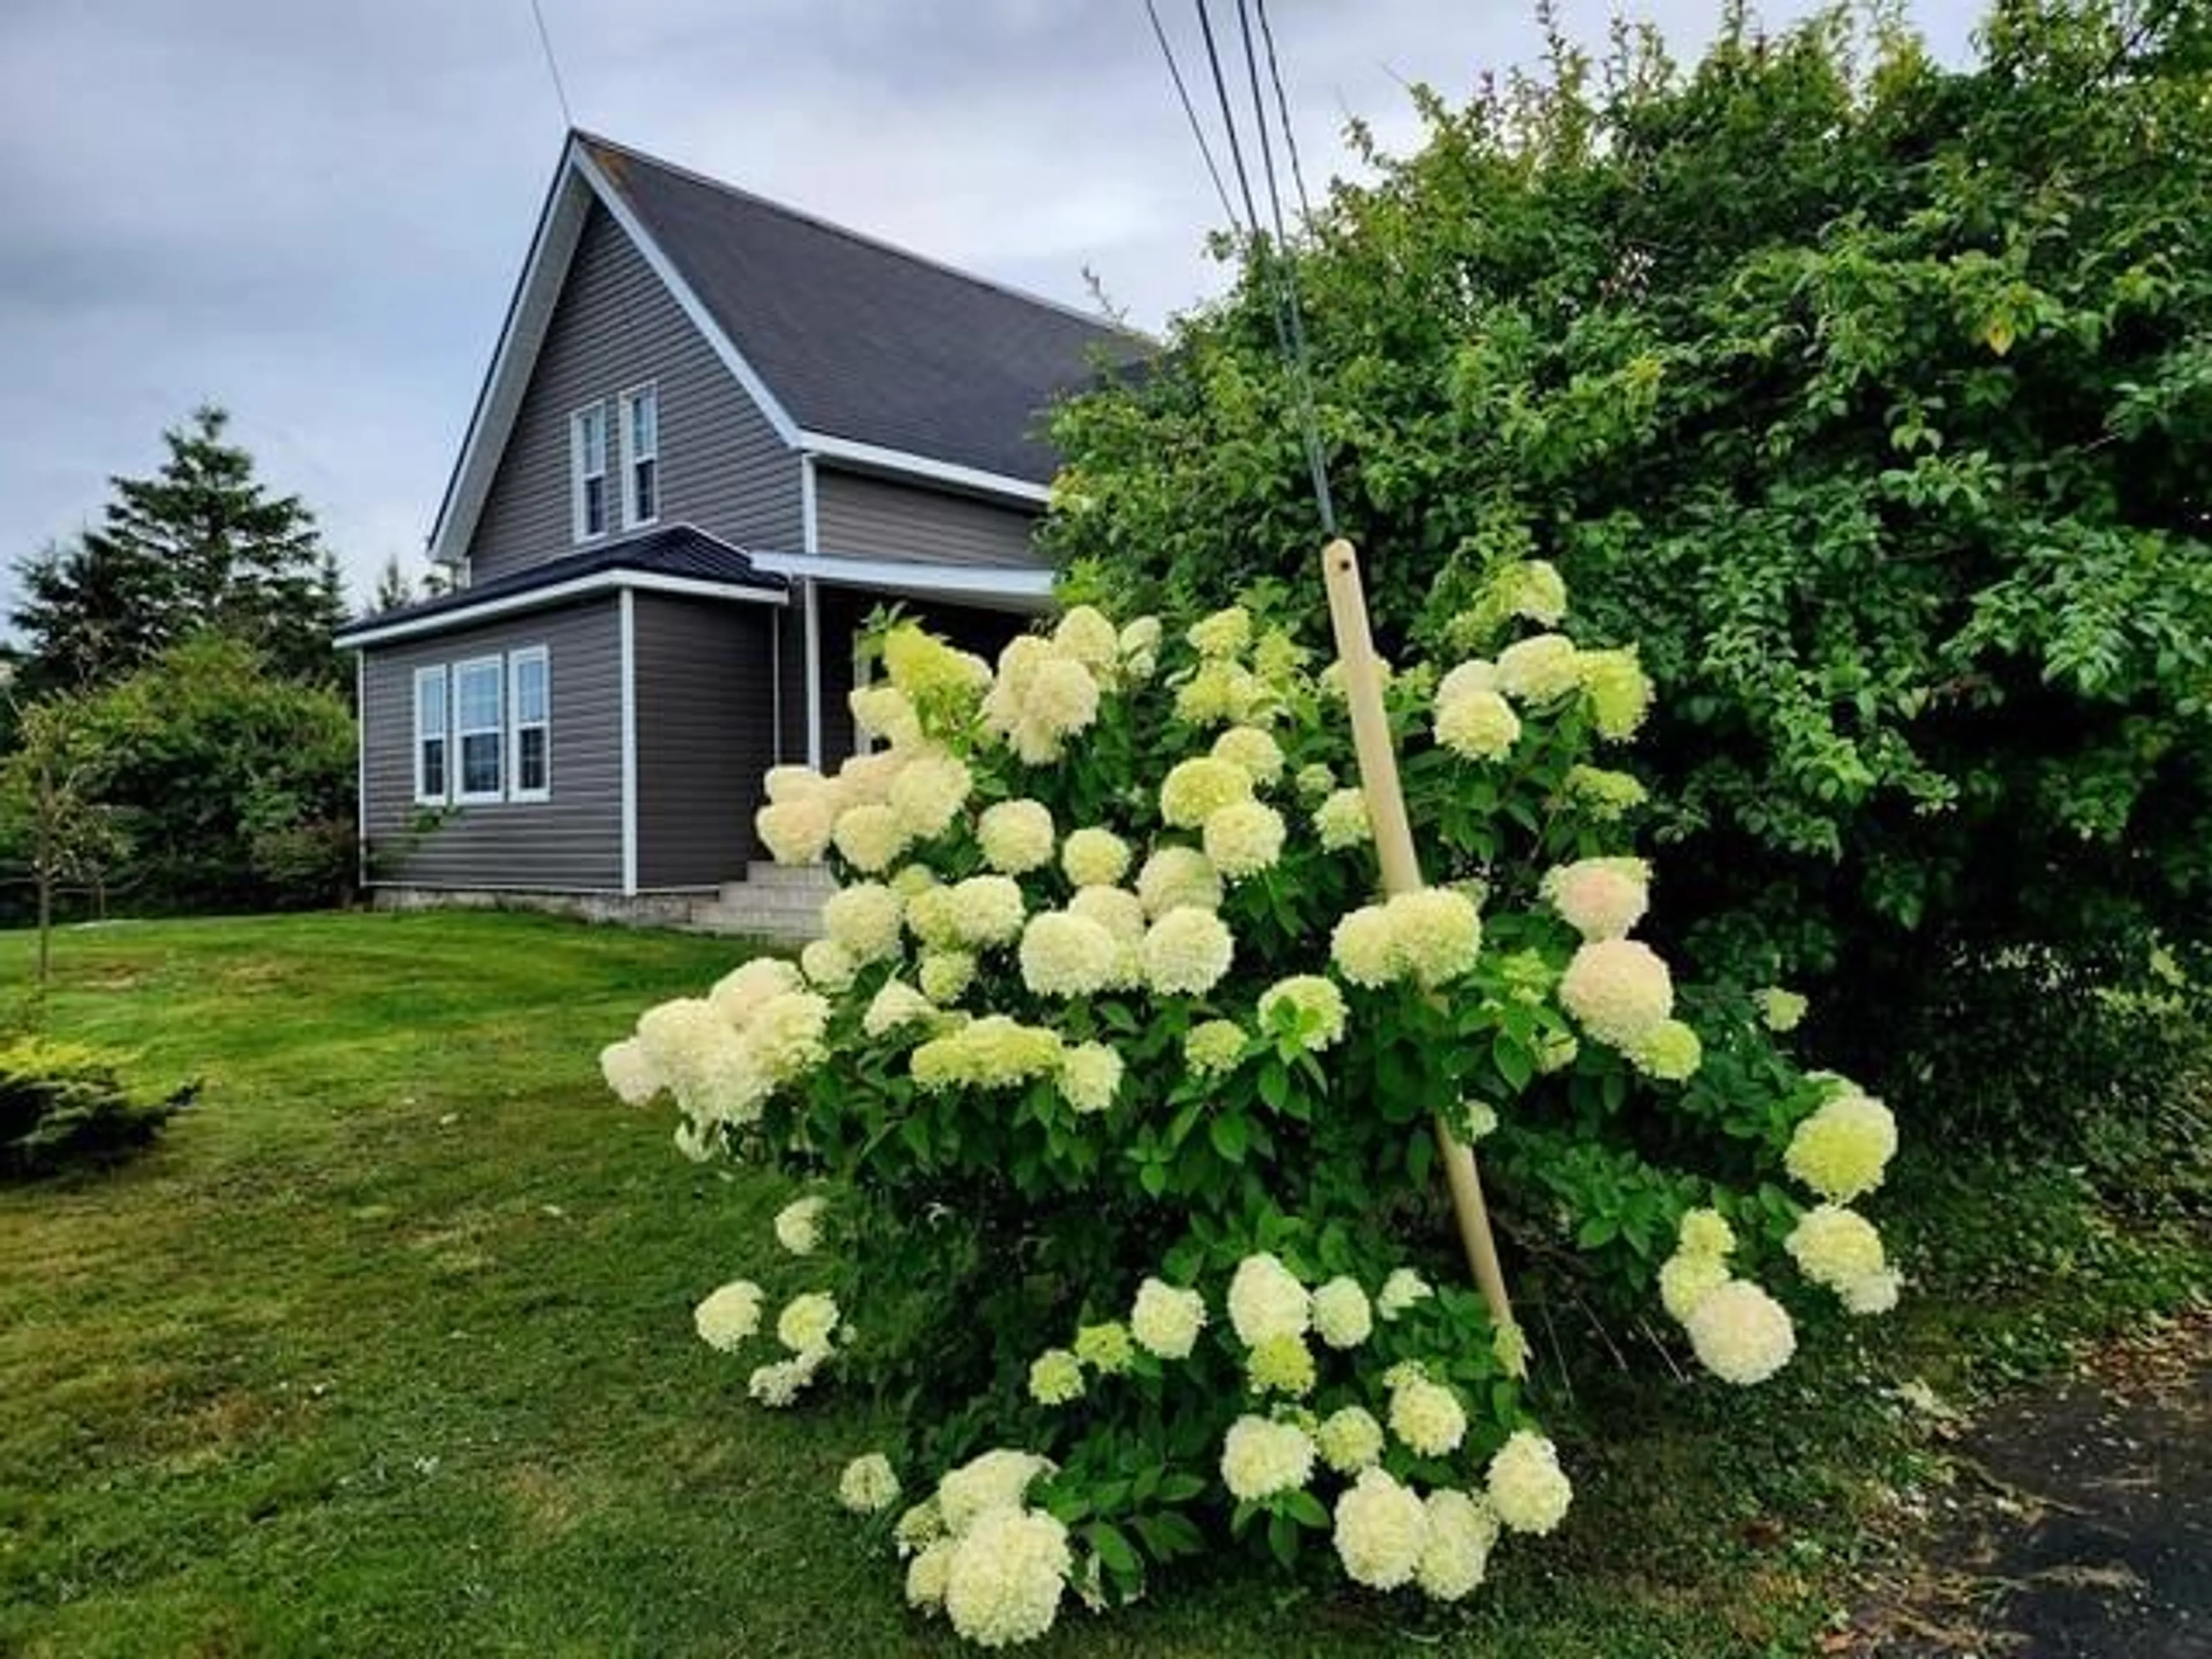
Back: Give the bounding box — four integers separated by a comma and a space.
580, 134, 1145, 487
336, 525, 779, 642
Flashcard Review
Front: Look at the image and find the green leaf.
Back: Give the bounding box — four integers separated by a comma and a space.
1209, 1111, 1250, 1164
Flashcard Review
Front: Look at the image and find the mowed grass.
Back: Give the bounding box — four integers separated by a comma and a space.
0, 912, 2197, 1658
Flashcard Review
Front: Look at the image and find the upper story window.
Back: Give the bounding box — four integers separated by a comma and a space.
509, 646, 551, 801
570, 403, 609, 541
454, 656, 506, 804
412, 666, 448, 806
620, 385, 658, 528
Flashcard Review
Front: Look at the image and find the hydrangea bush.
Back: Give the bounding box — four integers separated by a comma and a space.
600, 561, 1907, 1646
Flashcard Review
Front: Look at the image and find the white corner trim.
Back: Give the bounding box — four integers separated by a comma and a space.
802, 577, 823, 771
800, 431, 1051, 505
619, 590, 639, 896
751, 551, 1055, 608
571, 145, 804, 448
335, 567, 784, 650
800, 452, 819, 554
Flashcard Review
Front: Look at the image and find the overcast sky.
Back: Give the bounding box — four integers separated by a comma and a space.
0, 0, 1980, 622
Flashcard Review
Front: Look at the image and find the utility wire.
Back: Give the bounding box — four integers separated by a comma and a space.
1142, 0, 1240, 233
1191, 0, 1336, 537
1253, 0, 1317, 228
1233, 0, 1332, 532
529, 0, 575, 128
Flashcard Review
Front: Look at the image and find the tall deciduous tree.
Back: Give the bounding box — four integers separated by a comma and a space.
1046, 0, 2212, 1130
10, 405, 350, 694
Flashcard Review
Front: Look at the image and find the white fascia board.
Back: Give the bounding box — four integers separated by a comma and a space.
336, 569, 784, 650
570, 146, 804, 448
800, 431, 1052, 505
429, 155, 593, 567
800, 453, 819, 554
751, 551, 1055, 608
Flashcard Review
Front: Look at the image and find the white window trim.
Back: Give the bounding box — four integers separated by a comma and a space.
412, 664, 450, 807
453, 654, 507, 805
570, 403, 608, 543
619, 382, 659, 531
508, 645, 552, 804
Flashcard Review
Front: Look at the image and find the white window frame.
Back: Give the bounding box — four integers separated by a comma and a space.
570, 403, 609, 542
453, 655, 506, 805
508, 645, 552, 803
412, 665, 449, 806
619, 382, 659, 530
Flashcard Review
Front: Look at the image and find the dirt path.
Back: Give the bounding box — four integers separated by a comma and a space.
1858, 1308, 2211, 1658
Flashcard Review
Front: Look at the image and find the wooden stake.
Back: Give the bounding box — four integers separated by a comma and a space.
1320, 538, 1521, 1361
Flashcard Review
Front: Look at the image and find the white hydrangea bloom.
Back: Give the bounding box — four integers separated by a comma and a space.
1314, 786, 1373, 849
937, 1449, 1055, 1536
1018, 911, 1120, 998
1219, 1415, 1317, 1501
692, 1279, 763, 1351
773, 1195, 827, 1256
1494, 633, 1582, 703
1333, 1467, 1428, 1589
1211, 724, 1286, 786
1310, 1275, 1373, 1349
776, 1290, 840, 1354
1417, 1489, 1500, 1601
863, 978, 934, 1038
1056, 1041, 1123, 1115
948, 875, 1027, 948
1226, 1252, 1310, 1346
708, 957, 807, 1028
1486, 1430, 1573, 1534
801, 937, 858, 994
1136, 846, 1224, 917
832, 802, 909, 873
943, 1506, 1072, 1648
1203, 800, 1287, 881
1785, 1085, 1899, 1202
1142, 906, 1234, 997
1558, 938, 1675, 1048
839, 1453, 902, 1514
1685, 1279, 1797, 1385
978, 799, 1057, 875
1388, 1376, 1468, 1457
1130, 1277, 1207, 1359
1376, 1268, 1434, 1321
1539, 857, 1652, 942
599, 1037, 661, 1106
823, 882, 906, 964
1315, 1406, 1385, 1475
888, 752, 974, 842
1060, 826, 1132, 888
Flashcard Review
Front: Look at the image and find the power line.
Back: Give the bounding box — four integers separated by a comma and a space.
1188, 0, 1335, 539
529, 0, 575, 128
1253, 0, 1316, 228
1233, 0, 1334, 534
1142, 0, 1239, 233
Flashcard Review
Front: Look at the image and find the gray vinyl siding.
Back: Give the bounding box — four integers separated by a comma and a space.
633, 594, 776, 887
815, 469, 1042, 568
361, 601, 623, 890
468, 202, 802, 582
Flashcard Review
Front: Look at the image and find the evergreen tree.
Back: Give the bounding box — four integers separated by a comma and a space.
370, 552, 416, 615
10, 404, 350, 691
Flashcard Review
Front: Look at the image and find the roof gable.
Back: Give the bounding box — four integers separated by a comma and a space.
582, 136, 1142, 488
428, 132, 1146, 566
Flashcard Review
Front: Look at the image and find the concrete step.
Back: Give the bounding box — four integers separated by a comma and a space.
734, 861, 838, 895
685, 901, 823, 942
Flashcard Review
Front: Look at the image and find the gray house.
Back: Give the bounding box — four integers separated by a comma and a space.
338, 132, 1135, 931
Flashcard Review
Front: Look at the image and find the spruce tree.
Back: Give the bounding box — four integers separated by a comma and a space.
10, 404, 350, 691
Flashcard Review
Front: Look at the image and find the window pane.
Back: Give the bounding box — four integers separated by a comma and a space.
421, 738, 446, 798
518, 728, 548, 792
457, 663, 502, 728
585, 476, 607, 535
634, 390, 656, 452
514, 656, 548, 723
578, 406, 605, 470
461, 732, 502, 795
633, 457, 656, 522
416, 673, 445, 737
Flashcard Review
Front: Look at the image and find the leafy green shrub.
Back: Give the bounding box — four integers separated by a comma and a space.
600, 582, 1910, 1645
1043, 0, 2212, 1137
0, 1036, 198, 1179
63, 634, 357, 914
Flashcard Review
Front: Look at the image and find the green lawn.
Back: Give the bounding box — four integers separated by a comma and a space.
0, 912, 2198, 1658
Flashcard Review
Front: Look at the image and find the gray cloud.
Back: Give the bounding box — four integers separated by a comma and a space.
0, 0, 1979, 624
